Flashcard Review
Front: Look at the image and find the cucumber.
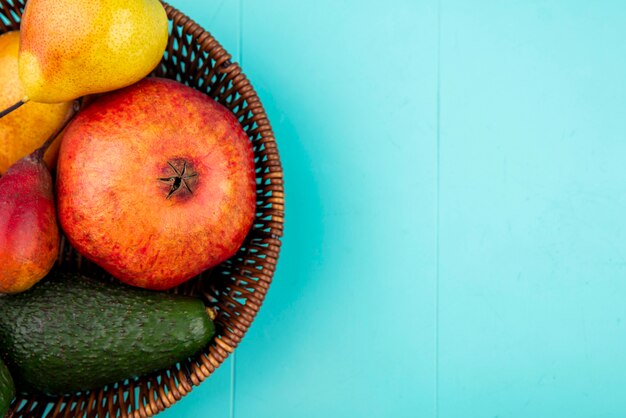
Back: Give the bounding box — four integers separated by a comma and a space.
0, 272, 214, 395
0, 357, 14, 417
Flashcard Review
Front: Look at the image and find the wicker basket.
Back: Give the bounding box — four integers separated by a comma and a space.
0, 1, 284, 417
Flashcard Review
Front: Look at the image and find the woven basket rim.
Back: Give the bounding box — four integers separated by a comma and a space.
0, 1, 284, 417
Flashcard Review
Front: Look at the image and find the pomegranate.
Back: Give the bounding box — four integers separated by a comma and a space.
56, 78, 256, 290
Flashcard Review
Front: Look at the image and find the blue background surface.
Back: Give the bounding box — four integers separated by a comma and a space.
163, 1, 626, 417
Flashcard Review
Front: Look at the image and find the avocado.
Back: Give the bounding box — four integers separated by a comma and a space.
0, 357, 14, 417
0, 272, 214, 395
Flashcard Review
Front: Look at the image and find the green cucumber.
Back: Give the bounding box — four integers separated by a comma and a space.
0, 357, 14, 417
0, 272, 214, 395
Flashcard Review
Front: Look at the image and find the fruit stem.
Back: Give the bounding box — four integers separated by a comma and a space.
0, 97, 29, 119
33, 98, 82, 160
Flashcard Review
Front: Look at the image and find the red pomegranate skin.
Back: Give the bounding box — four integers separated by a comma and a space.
56, 78, 256, 290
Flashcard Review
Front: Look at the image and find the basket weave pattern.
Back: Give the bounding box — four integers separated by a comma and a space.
0, 1, 284, 417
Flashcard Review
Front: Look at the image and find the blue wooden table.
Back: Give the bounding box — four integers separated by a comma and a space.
164, 1, 626, 417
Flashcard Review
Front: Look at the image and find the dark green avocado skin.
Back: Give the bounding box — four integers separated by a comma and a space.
0, 357, 14, 417
0, 272, 214, 396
